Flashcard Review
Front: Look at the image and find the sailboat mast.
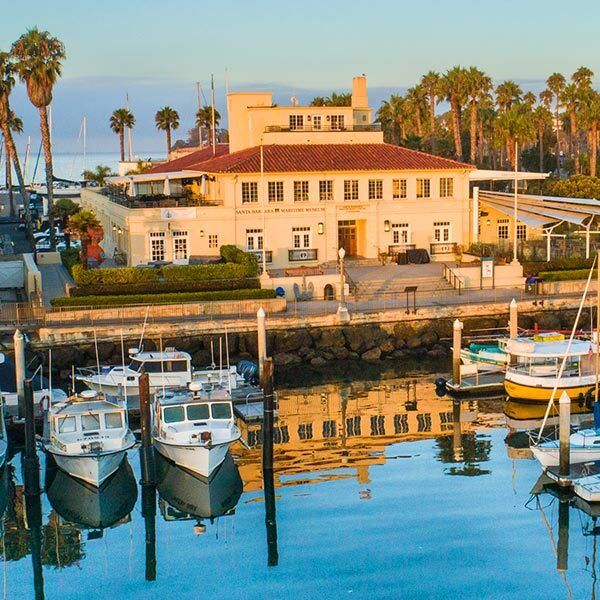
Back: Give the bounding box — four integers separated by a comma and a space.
196, 82, 202, 148
23, 136, 31, 183
211, 74, 216, 156
596, 254, 599, 402
126, 93, 133, 161
83, 115, 87, 175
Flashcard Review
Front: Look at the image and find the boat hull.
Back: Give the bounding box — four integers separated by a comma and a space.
504, 378, 594, 403
46, 448, 129, 487
153, 439, 231, 478
531, 444, 600, 468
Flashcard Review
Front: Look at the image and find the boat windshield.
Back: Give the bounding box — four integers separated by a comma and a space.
82, 413, 101, 431
211, 402, 232, 419
163, 406, 185, 423
57, 415, 76, 433
130, 359, 144, 372
105, 412, 124, 429
187, 404, 209, 420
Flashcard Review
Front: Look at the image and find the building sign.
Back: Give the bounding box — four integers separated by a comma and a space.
161, 207, 196, 220
481, 257, 494, 278
235, 206, 325, 216
341, 205, 367, 212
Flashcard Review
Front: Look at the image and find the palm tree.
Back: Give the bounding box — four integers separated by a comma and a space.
109, 108, 135, 162
531, 104, 553, 172
82, 164, 113, 186
495, 80, 522, 112
572, 66, 594, 90
4, 110, 23, 217
309, 96, 326, 107
465, 67, 492, 164
155, 106, 179, 155
12, 28, 66, 251
546, 72, 566, 172
495, 104, 535, 169
441, 67, 469, 161
405, 85, 427, 137
420, 71, 440, 152
561, 83, 582, 172
0, 51, 31, 236
195, 106, 221, 149
376, 99, 399, 144
580, 91, 600, 177
66, 208, 101, 268
523, 92, 537, 106
324, 92, 352, 106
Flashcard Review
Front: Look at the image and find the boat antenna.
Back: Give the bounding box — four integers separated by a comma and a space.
48, 348, 53, 408
121, 329, 128, 406
537, 255, 598, 440
71, 364, 75, 396
159, 335, 166, 398
210, 339, 215, 370
93, 329, 102, 393
219, 337, 223, 385
225, 325, 232, 395
139, 306, 149, 353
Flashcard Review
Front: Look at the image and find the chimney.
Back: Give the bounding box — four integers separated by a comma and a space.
351, 75, 368, 108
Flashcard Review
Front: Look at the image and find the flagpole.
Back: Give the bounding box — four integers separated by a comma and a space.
126, 93, 133, 161
513, 141, 519, 263
211, 74, 217, 156
260, 143, 267, 276
196, 82, 202, 148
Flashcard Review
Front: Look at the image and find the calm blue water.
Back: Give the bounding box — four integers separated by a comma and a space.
3, 375, 598, 599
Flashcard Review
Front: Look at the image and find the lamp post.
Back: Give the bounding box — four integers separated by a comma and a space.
337, 247, 350, 323
512, 141, 520, 264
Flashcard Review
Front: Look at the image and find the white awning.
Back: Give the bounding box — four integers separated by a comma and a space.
107, 170, 205, 184
470, 169, 550, 181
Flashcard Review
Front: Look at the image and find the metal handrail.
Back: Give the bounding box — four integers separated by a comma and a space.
443, 264, 465, 295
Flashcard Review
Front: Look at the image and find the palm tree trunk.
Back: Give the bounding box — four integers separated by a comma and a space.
5, 140, 14, 217
1, 122, 31, 238
166, 127, 172, 156
39, 106, 56, 250
80, 235, 89, 268
451, 100, 463, 161
571, 111, 579, 173
119, 131, 125, 162
428, 91, 436, 152
539, 125, 544, 173
591, 123, 598, 178
477, 119, 484, 164
415, 110, 422, 137
470, 100, 477, 164
555, 99, 561, 173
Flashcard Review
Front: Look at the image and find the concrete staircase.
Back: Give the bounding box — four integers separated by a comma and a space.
352, 275, 455, 299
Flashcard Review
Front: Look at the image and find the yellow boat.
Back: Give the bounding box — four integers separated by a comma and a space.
504, 333, 597, 403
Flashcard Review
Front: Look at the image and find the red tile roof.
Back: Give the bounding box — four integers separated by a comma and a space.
184, 143, 473, 174
148, 144, 229, 173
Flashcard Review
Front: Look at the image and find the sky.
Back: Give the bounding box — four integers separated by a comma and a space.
3, 0, 600, 156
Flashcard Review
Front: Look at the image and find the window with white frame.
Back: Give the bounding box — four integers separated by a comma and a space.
416, 178, 431, 198
392, 179, 407, 199
498, 218, 509, 240
241, 181, 258, 203
368, 179, 383, 200
208, 234, 218, 249
289, 114, 304, 130
268, 181, 284, 202
149, 232, 166, 262
517, 224, 527, 240
392, 223, 410, 245
246, 228, 263, 250
440, 177, 454, 198
293, 226, 311, 249
313, 115, 322, 130
319, 180, 333, 202
172, 230, 188, 261
294, 180, 309, 202
433, 221, 451, 242
331, 115, 345, 130
344, 180, 359, 201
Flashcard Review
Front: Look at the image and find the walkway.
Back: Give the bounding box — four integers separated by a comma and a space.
38, 263, 73, 307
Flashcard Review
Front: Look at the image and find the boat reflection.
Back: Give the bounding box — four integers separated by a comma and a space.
45, 455, 138, 534
155, 451, 242, 532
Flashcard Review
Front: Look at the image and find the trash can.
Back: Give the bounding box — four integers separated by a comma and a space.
525, 276, 540, 294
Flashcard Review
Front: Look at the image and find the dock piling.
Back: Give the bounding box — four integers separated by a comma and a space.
14, 329, 26, 420
558, 391, 571, 483
452, 319, 463, 386
557, 496, 570, 572
257, 307, 267, 380
23, 379, 40, 496
509, 299, 518, 339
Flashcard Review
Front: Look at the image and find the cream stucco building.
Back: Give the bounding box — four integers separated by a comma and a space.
81, 77, 489, 269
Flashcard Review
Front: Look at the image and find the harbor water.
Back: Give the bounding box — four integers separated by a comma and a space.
3, 365, 598, 599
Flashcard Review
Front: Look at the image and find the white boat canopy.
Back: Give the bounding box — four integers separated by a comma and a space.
470, 169, 550, 182
506, 338, 595, 358
107, 171, 205, 185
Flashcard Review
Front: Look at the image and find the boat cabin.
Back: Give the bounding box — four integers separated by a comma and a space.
128, 348, 192, 375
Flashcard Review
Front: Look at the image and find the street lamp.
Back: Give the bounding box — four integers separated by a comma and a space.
337, 247, 350, 323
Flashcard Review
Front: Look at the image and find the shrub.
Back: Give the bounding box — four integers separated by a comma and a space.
71, 277, 261, 296
60, 248, 80, 274
537, 269, 595, 282
72, 264, 160, 285
522, 258, 595, 274
50, 288, 277, 307
161, 262, 255, 281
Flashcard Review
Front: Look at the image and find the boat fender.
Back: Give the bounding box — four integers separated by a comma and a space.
578, 392, 585, 408
434, 377, 447, 388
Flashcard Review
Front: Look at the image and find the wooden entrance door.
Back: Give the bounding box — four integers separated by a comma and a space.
338, 221, 357, 256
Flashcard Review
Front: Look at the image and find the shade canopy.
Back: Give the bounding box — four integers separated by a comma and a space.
470, 169, 550, 181
107, 170, 204, 185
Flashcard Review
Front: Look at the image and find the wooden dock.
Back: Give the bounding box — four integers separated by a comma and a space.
445, 370, 505, 397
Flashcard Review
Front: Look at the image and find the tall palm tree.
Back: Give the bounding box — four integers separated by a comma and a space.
495, 104, 535, 169
82, 164, 113, 186
477, 96, 496, 165
561, 83, 582, 172
155, 106, 180, 155
523, 92, 537, 106
441, 66, 469, 161
12, 28, 66, 251
109, 108, 135, 162
420, 71, 440, 152
580, 90, 600, 177
5, 111, 23, 217
195, 106, 221, 149
309, 96, 326, 107
572, 66, 594, 90
324, 92, 352, 106
405, 85, 427, 137
0, 51, 31, 236
66, 208, 101, 268
531, 104, 553, 172
546, 72, 566, 172
376, 99, 399, 144
465, 67, 492, 164
495, 80, 522, 112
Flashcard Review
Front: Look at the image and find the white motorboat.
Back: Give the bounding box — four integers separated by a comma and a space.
42, 390, 136, 486
531, 429, 600, 467
75, 347, 245, 400
153, 383, 241, 478
459, 340, 508, 372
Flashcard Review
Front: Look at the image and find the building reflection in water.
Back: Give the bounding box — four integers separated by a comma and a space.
236, 377, 504, 491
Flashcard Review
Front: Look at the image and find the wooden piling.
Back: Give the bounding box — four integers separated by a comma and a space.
558, 391, 571, 483
452, 319, 463, 386
139, 372, 152, 451
257, 307, 267, 381
509, 299, 518, 339
556, 497, 569, 572
14, 329, 26, 420
452, 400, 462, 462
23, 379, 40, 497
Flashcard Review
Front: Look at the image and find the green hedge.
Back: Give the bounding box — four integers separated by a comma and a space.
71, 277, 260, 297
522, 258, 595, 273
538, 269, 595, 282
60, 248, 80, 274
51, 288, 276, 307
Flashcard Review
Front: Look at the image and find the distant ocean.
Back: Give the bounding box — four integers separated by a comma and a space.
1, 151, 166, 184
